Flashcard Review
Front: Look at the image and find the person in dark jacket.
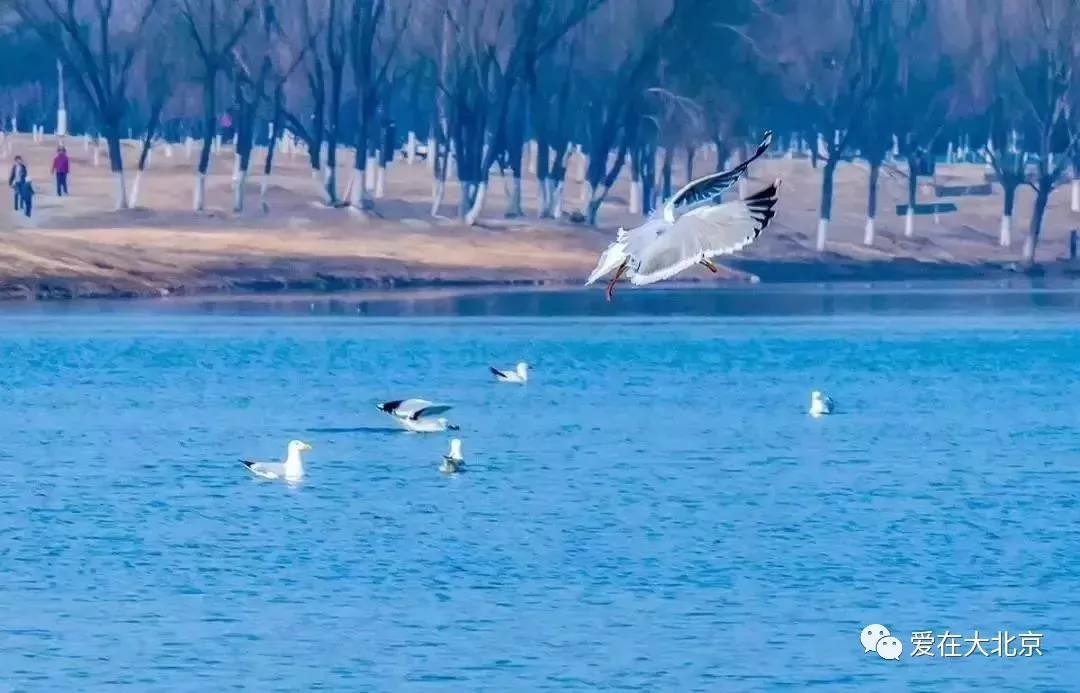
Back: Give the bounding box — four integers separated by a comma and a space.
51, 146, 70, 196
21, 178, 34, 218
8, 155, 27, 210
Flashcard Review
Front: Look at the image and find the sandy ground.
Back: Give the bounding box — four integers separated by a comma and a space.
0, 133, 1077, 299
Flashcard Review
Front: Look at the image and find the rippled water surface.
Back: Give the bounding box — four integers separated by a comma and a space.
1, 289, 1078, 690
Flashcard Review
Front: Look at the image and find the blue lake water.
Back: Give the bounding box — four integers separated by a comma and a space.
0, 287, 1078, 690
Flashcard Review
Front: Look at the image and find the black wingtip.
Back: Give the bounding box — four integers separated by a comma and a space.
239, 460, 255, 469
490, 366, 504, 378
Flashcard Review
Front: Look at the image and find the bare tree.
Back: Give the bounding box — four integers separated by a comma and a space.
180, 0, 256, 212
347, 0, 407, 213
1000, 0, 1080, 265
13, 0, 166, 209
771, 0, 891, 251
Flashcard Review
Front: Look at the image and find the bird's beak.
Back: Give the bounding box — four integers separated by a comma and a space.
300, 442, 313, 451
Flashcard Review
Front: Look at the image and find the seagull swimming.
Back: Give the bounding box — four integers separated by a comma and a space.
587, 130, 781, 300
491, 362, 528, 383
377, 398, 459, 432
440, 438, 464, 474
809, 391, 834, 417
240, 440, 312, 481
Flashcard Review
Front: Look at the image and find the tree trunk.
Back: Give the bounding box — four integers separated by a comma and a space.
105, 131, 128, 210
905, 155, 918, 237
685, 145, 695, 184
507, 176, 523, 218
129, 171, 143, 208
1024, 182, 1051, 266
864, 160, 880, 246
464, 182, 488, 225
1000, 183, 1017, 247
233, 169, 248, 213
551, 181, 564, 219
1072, 177, 1079, 213
817, 159, 836, 252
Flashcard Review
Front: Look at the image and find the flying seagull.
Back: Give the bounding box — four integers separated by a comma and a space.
377, 398, 459, 432
587, 130, 780, 300
440, 438, 464, 474
240, 440, 312, 481
490, 362, 528, 384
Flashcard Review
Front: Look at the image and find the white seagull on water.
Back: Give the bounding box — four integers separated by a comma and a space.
490, 362, 528, 383
809, 391, 834, 417
240, 440, 312, 481
440, 438, 464, 474
587, 130, 781, 300
377, 398, 459, 432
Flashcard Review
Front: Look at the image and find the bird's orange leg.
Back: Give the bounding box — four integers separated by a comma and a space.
700, 259, 719, 273
606, 261, 629, 302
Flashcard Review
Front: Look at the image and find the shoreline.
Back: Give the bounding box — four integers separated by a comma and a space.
3, 257, 1079, 302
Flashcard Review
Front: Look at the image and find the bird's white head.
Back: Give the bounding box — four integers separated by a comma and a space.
811, 390, 823, 401
288, 440, 313, 454
517, 362, 529, 376
449, 438, 463, 459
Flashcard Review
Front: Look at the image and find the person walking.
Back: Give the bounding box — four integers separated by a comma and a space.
21, 178, 34, 218
51, 146, 70, 196
8, 155, 27, 211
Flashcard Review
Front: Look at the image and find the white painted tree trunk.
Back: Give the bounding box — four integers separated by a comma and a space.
1072, 179, 1080, 213
816, 218, 828, 252
113, 170, 128, 210
527, 140, 538, 175
946, 141, 953, 163
322, 166, 333, 204
165, 144, 173, 159
129, 170, 143, 207
863, 217, 875, 246
93, 147, 100, 167
375, 165, 386, 199
1022, 234, 1034, 261
233, 169, 247, 212
185, 138, 193, 160
348, 170, 364, 208
904, 209, 915, 237
193, 172, 206, 211
629, 180, 641, 214
1000, 214, 1012, 247
147, 147, 153, 167
552, 182, 564, 219
507, 176, 522, 216
260, 174, 270, 213
56, 59, 67, 137
464, 182, 488, 225
83, 134, 90, 151
427, 137, 436, 171
232, 156, 241, 186
431, 179, 445, 216
406, 132, 417, 164
365, 156, 376, 190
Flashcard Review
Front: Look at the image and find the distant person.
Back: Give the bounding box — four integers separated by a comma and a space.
8, 155, 27, 211
51, 146, 70, 196
21, 178, 34, 218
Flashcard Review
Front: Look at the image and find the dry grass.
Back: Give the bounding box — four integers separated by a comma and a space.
0, 133, 1077, 298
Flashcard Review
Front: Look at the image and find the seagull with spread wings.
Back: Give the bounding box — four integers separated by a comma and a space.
376, 398, 460, 432
586, 130, 781, 300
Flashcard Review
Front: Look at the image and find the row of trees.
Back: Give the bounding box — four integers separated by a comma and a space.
0, 0, 1078, 264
